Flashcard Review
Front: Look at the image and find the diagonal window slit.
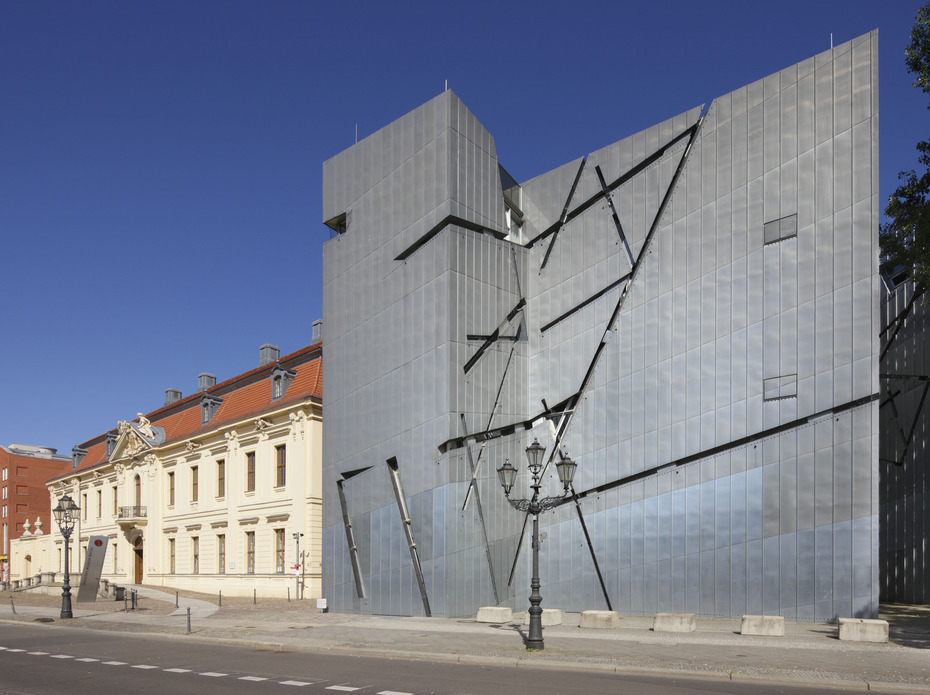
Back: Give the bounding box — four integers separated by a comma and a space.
385, 457, 431, 616
595, 164, 635, 266
336, 467, 371, 600
463, 299, 526, 374
540, 157, 587, 270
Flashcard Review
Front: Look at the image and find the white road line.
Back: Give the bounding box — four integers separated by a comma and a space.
76, 658, 100, 662
199, 672, 227, 677
378, 691, 414, 695
239, 676, 269, 681
280, 681, 312, 687
164, 668, 192, 673
6, 649, 25, 653
103, 661, 127, 665
327, 686, 363, 692
51, 655, 74, 659
27, 651, 49, 655
132, 664, 159, 669
0, 646, 7, 650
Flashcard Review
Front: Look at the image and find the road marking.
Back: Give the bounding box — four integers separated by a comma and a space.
199, 672, 227, 677
103, 661, 127, 665
76, 658, 100, 662
239, 676, 268, 681
378, 691, 414, 695
327, 687, 363, 692
27, 651, 50, 655
280, 681, 312, 686
132, 664, 159, 669
164, 668, 192, 673
51, 655, 74, 659
0, 646, 7, 650
5, 649, 25, 653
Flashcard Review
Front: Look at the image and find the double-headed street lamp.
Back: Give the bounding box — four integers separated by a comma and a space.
497, 439, 576, 650
52, 494, 80, 620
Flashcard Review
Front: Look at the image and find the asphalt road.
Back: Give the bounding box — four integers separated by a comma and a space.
0, 623, 897, 695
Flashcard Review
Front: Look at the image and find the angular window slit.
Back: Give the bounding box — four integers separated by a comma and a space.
763, 374, 798, 401
763, 213, 798, 245
385, 457, 431, 616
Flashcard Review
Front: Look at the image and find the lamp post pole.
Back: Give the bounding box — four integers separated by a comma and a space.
52, 494, 80, 620
293, 532, 303, 600
497, 439, 576, 651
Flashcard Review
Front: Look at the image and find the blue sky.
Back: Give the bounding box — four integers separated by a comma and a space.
0, 0, 924, 456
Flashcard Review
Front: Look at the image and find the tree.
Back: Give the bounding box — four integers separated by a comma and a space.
882, 2, 930, 295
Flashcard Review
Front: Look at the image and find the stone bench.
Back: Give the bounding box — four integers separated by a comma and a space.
476, 606, 512, 623
522, 609, 562, 626
838, 618, 889, 643
740, 615, 785, 636
653, 612, 696, 632
579, 610, 620, 629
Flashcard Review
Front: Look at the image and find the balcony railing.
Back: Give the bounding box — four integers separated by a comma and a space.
118, 506, 147, 519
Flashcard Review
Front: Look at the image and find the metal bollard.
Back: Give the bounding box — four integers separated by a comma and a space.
288, 587, 290, 602
124, 594, 128, 612
253, 588, 256, 605
218, 590, 222, 607
131, 589, 138, 610
175, 590, 179, 608
9, 597, 15, 615
186, 606, 191, 634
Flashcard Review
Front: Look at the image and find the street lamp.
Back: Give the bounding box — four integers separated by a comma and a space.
52, 494, 80, 619
497, 439, 576, 650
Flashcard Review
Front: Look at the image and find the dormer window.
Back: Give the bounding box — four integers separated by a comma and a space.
270, 366, 296, 400
200, 393, 223, 424
72, 446, 88, 470
105, 432, 118, 458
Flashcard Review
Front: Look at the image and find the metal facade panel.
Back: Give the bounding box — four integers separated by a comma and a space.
322, 35, 880, 619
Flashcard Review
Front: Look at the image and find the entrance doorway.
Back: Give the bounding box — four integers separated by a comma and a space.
133, 537, 143, 584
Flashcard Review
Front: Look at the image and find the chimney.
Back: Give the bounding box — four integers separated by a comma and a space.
259, 344, 280, 366
198, 372, 217, 392
312, 319, 323, 344
164, 388, 182, 406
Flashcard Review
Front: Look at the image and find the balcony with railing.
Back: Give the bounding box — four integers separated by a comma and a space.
117, 505, 147, 528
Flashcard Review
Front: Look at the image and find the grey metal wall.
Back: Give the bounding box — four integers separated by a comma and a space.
322, 31, 880, 620
880, 279, 930, 604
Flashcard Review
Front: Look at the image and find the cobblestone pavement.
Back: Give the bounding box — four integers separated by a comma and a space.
3, 588, 930, 692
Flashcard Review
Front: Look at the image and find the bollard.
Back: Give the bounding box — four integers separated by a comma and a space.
218, 590, 222, 607
187, 606, 191, 634
131, 589, 138, 610
124, 594, 128, 612
253, 588, 256, 605
288, 587, 290, 602
175, 590, 179, 608
9, 597, 15, 615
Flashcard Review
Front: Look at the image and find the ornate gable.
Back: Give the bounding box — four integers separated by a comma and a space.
109, 416, 165, 462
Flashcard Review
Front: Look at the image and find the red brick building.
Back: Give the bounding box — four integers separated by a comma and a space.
1, 444, 71, 581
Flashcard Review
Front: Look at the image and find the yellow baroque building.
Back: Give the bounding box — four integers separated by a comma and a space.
11, 342, 322, 599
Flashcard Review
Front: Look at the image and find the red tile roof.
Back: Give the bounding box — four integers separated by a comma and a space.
54, 343, 321, 480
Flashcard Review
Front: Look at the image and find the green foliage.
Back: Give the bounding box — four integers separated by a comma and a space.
881, 3, 930, 295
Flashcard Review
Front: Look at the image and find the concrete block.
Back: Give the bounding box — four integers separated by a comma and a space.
522, 609, 562, 626
653, 612, 696, 632
579, 610, 620, 629
476, 606, 512, 623
740, 615, 785, 636
838, 618, 889, 643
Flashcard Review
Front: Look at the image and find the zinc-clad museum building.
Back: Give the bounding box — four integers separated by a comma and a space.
321, 31, 900, 620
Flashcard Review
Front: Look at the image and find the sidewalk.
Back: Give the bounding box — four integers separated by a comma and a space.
3, 590, 930, 692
